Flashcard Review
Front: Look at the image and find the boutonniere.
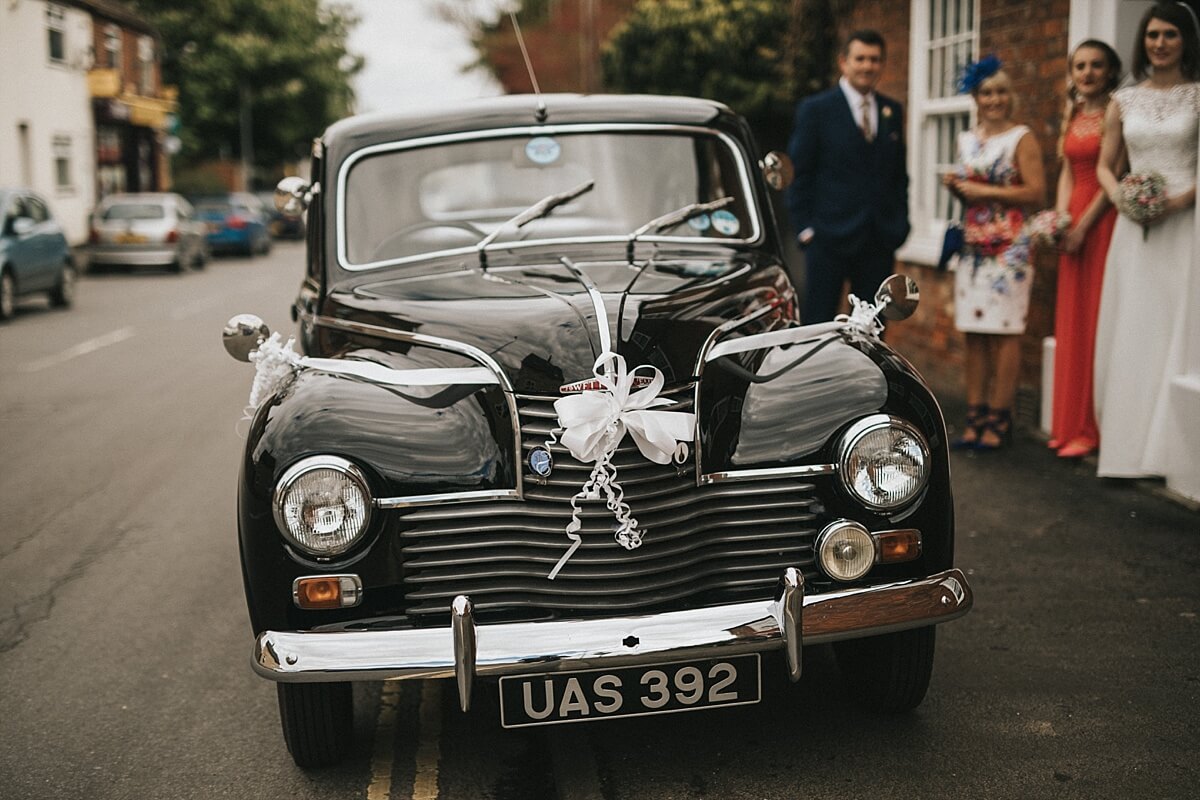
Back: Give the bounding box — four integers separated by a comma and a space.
881, 106, 893, 119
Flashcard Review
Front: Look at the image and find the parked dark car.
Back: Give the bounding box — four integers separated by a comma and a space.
255, 190, 306, 239
1, 188, 76, 321
88, 192, 208, 272
223, 94, 973, 768
193, 192, 271, 256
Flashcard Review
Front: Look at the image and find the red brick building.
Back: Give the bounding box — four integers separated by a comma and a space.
828, 0, 1155, 419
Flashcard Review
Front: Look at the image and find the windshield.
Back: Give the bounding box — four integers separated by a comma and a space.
102, 203, 166, 221
340, 127, 758, 269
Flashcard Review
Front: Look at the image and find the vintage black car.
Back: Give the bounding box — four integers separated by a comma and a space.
223, 94, 973, 768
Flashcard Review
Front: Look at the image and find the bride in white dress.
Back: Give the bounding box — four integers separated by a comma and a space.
1094, 2, 1200, 478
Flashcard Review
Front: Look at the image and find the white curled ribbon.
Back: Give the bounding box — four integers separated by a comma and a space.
546, 351, 695, 580
836, 293, 888, 338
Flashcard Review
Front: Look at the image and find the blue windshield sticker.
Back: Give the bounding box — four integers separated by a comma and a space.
525, 137, 561, 166
687, 213, 712, 232
711, 209, 740, 236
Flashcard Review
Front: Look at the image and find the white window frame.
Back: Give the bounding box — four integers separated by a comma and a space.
53, 135, 73, 192
46, 3, 66, 64
137, 35, 155, 95
104, 24, 123, 71
897, 0, 979, 266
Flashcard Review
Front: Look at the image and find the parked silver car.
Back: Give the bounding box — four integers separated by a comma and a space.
88, 193, 208, 272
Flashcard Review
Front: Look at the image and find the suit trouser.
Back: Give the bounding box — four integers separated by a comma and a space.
801, 237, 896, 324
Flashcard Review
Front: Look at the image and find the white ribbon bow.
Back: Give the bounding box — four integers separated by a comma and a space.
546, 352, 695, 579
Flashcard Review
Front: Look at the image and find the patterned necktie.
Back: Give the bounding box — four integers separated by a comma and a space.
861, 98, 874, 142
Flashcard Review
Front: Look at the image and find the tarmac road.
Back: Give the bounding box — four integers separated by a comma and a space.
0, 243, 1196, 799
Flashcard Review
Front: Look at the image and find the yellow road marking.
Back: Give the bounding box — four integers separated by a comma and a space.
412, 681, 443, 800
367, 682, 404, 800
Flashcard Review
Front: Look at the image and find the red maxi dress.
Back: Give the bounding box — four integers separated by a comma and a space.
1050, 110, 1117, 449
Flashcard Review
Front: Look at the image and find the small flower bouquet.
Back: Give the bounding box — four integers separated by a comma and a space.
1024, 210, 1072, 249
1118, 172, 1167, 240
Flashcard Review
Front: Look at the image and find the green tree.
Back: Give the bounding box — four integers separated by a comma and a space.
600, 0, 794, 144
132, 0, 362, 182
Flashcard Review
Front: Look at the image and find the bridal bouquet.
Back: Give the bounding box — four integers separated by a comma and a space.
1024, 210, 1072, 249
1118, 172, 1167, 240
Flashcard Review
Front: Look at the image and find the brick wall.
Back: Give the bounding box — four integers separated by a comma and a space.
835, 1, 1070, 418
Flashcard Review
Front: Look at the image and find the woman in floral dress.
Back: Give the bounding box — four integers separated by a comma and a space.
943, 60, 1047, 449
1048, 41, 1123, 460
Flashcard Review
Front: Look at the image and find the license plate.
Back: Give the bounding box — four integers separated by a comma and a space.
498, 654, 760, 728
116, 232, 146, 244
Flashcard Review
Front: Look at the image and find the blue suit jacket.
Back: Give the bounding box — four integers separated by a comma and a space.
786, 87, 910, 252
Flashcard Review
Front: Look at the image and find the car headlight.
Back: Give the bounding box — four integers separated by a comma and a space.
273, 456, 373, 557
837, 415, 930, 511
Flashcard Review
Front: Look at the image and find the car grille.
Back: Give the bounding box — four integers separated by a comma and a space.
397, 391, 822, 624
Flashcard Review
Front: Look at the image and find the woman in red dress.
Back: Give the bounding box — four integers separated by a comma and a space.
1049, 40, 1123, 459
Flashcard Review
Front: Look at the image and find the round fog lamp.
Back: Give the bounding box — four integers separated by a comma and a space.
816, 521, 875, 582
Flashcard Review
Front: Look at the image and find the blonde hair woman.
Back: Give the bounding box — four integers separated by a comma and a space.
942, 58, 1047, 450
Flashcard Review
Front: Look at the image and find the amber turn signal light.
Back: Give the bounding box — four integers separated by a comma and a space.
292, 574, 363, 609
876, 529, 922, 563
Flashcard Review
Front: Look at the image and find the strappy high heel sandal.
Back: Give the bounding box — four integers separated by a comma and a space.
951, 403, 988, 450
976, 408, 1012, 451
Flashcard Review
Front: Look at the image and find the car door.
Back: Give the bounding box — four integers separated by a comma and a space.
25, 195, 65, 289
3, 195, 45, 291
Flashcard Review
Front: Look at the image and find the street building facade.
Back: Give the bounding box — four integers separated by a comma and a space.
0, 0, 174, 244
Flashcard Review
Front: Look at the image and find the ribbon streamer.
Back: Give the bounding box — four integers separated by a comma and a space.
547, 352, 695, 579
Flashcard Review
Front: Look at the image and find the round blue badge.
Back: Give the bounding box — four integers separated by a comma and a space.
687, 214, 712, 232
528, 446, 554, 477
525, 137, 561, 166
711, 209, 740, 236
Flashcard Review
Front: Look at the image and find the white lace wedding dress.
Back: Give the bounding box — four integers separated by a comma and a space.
1093, 83, 1199, 478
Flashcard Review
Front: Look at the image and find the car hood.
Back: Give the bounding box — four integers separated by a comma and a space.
322, 248, 793, 395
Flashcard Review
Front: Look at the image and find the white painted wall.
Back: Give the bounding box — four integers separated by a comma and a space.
0, 1, 96, 244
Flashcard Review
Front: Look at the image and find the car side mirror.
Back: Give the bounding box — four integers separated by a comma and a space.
760, 152, 794, 191
876, 274, 920, 321
223, 314, 271, 362
11, 217, 35, 236
274, 176, 311, 217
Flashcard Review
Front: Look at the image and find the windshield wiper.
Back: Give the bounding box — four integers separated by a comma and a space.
625, 196, 735, 262
477, 180, 594, 268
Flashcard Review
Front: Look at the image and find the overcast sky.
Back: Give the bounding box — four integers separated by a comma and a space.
345, 0, 504, 114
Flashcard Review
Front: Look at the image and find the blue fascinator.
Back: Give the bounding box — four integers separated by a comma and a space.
957, 54, 1002, 94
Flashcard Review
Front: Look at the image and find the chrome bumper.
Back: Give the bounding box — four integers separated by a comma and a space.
254, 568, 972, 710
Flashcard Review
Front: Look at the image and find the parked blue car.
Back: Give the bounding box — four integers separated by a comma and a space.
1, 188, 76, 321
192, 193, 272, 256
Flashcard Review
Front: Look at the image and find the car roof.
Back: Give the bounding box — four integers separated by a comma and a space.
321, 93, 741, 169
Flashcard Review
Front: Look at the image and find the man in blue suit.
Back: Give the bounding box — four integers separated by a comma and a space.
786, 29, 910, 323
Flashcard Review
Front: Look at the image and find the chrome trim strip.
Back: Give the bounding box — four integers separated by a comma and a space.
375, 489, 520, 509
252, 568, 973, 682
335, 124, 763, 271
304, 311, 524, 499
558, 256, 611, 355
305, 312, 514, 392
699, 465, 837, 485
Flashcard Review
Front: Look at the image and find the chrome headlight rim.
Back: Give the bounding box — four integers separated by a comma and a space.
836, 414, 931, 512
814, 519, 878, 582
272, 455, 374, 558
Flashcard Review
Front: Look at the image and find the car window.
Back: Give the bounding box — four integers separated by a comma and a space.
27, 197, 50, 222
102, 203, 166, 220
342, 129, 756, 267
195, 202, 233, 215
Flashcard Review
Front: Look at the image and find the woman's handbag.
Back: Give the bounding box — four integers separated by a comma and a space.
937, 221, 964, 271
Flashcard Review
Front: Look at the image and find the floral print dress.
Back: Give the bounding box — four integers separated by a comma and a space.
952, 124, 1034, 334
